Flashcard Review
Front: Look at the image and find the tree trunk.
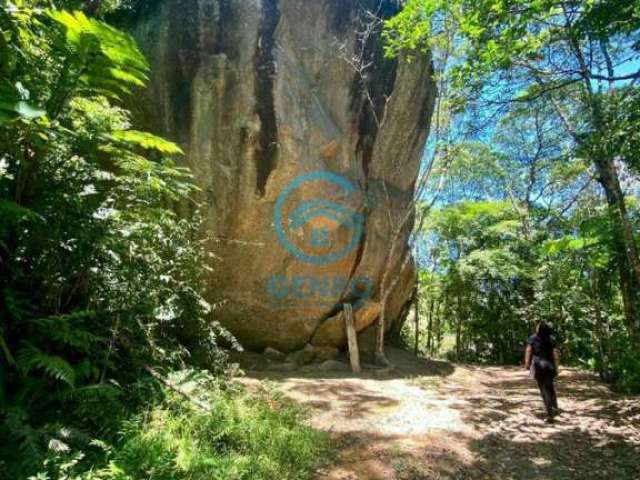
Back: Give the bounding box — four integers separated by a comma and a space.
432, 299, 442, 356
594, 156, 640, 335
591, 272, 610, 381
413, 286, 420, 356
426, 296, 435, 356
456, 294, 463, 361
376, 248, 415, 366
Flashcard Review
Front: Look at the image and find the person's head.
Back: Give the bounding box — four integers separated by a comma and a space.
537, 320, 553, 340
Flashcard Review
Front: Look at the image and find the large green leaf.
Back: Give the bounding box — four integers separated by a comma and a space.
0, 81, 45, 123
0, 199, 42, 225
110, 130, 184, 154
48, 10, 149, 97
543, 236, 596, 255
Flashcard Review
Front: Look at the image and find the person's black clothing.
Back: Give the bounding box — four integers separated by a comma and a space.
527, 333, 556, 362
527, 333, 559, 418
535, 369, 558, 417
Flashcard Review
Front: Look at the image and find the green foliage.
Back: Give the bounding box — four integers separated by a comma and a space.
390, 0, 639, 392
0, 2, 231, 476
17, 343, 78, 386
405, 99, 639, 392
110, 130, 185, 154
47, 9, 148, 96
24, 373, 330, 480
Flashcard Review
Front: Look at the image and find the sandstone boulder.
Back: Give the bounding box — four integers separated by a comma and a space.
129, 0, 435, 351
263, 347, 286, 361
310, 300, 382, 348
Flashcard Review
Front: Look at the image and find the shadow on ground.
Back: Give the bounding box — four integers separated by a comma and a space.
237, 347, 640, 479
435, 370, 640, 480
233, 346, 455, 381
319, 427, 639, 480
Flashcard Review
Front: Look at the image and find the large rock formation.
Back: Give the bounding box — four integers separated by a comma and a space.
129, 0, 435, 352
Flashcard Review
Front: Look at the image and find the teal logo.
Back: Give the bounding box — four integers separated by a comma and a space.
266, 274, 373, 309
274, 171, 364, 265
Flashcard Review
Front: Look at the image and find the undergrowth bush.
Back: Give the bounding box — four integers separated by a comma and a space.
26, 371, 330, 480
0, 6, 330, 479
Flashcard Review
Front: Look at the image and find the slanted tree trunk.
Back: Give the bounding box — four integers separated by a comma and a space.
552, 22, 640, 337
594, 156, 640, 336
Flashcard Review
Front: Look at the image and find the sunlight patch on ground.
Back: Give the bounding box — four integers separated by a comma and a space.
241, 349, 640, 480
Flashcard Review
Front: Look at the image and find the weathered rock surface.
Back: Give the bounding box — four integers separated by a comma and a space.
310, 300, 382, 348
263, 347, 286, 361
316, 360, 352, 372
129, 0, 435, 351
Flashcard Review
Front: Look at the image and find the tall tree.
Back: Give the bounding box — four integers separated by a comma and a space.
385, 0, 640, 332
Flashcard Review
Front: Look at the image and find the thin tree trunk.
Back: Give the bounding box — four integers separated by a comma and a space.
413, 286, 420, 356
426, 297, 435, 356
432, 299, 442, 356
375, 243, 416, 366
591, 272, 610, 381
456, 294, 462, 361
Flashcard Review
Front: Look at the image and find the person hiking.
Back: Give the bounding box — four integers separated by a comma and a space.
524, 321, 560, 423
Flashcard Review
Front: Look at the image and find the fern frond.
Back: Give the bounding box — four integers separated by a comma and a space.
16, 343, 76, 387
0, 326, 15, 366
48, 10, 149, 98
57, 383, 122, 403
2, 406, 41, 456
31, 311, 102, 351
110, 130, 184, 154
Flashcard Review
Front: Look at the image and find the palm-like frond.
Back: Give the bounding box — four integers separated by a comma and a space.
32, 311, 102, 352
16, 343, 76, 387
48, 10, 149, 98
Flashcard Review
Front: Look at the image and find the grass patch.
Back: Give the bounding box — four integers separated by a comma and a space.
25, 372, 331, 480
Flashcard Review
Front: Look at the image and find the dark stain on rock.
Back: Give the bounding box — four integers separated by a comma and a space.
327, 0, 357, 34
161, 0, 203, 144
254, 0, 281, 196
350, 2, 399, 178
214, 0, 241, 60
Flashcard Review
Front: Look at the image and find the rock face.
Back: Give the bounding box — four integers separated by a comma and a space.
129, 0, 435, 352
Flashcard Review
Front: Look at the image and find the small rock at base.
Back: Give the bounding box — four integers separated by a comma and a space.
372, 366, 396, 378
263, 347, 286, 361
286, 344, 316, 365
312, 345, 340, 362
318, 360, 351, 371
268, 362, 298, 372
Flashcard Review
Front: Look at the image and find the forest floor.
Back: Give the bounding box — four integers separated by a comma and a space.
238, 347, 640, 480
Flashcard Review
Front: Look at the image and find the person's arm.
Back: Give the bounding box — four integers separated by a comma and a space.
553, 348, 560, 374
524, 345, 532, 370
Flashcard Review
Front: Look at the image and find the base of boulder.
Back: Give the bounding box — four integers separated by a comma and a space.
317, 360, 351, 372
287, 344, 341, 366
263, 347, 287, 361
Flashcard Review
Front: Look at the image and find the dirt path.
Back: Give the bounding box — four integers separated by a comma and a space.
239, 348, 640, 480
